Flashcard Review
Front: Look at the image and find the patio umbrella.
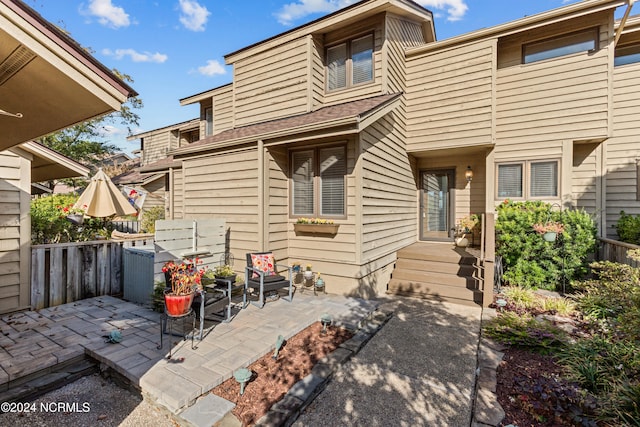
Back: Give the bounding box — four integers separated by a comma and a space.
73, 168, 137, 218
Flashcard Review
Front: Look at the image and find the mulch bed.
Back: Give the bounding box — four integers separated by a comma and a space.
210, 321, 353, 426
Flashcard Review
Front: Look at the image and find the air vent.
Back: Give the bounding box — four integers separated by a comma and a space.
0, 45, 36, 86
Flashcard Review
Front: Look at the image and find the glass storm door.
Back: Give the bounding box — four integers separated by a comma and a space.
420, 170, 454, 240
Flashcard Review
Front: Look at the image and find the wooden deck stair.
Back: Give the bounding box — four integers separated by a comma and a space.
387, 242, 482, 306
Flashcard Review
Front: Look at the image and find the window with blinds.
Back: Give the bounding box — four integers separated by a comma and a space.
205, 107, 213, 136
496, 160, 560, 200
351, 35, 373, 85
497, 164, 523, 198
292, 150, 314, 215
530, 161, 558, 197
326, 33, 373, 91
320, 146, 346, 216
291, 145, 346, 218
327, 44, 347, 91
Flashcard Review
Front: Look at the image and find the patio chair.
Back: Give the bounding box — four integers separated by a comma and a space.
245, 252, 293, 308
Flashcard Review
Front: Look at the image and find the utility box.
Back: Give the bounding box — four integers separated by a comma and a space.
123, 246, 155, 305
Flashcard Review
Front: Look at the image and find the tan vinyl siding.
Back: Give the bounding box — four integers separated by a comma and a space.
572, 143, 599, 213
233, 38, 310, 127
310, 36, 325, 109
213, 85, 233, 132
360, 114, 416, 262
608, 63, 640, 236
288, 138, 358, 265
385, 15, 426, 141
0, 152, 29, 314
496, 52, 610, 144
405, 39, 495, 152
323, 16, 385, 106
182, 149, 259, 261
266, 146, 289, 258
142, 132, 171, 166
141, 176, 165, 211
172, 169, 183, 219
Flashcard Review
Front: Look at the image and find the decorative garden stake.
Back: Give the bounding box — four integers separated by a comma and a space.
320, 313, 333, 334
273, 335, 284, 360
234, 368, 252, 396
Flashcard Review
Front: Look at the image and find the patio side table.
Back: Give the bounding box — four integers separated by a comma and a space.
158, 308, 196, 359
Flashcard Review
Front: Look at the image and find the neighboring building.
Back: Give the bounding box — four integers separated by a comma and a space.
129, 0, 640, 297
125, 118, 200, 218
0, 0, 136, 314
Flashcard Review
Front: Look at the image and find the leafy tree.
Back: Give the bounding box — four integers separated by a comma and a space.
38, 69, 142, 167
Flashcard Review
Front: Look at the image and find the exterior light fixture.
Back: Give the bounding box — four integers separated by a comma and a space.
465, 166, 473, 183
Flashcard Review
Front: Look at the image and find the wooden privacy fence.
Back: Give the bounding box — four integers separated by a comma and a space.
599, 237, 640, 268
31, 238, 151, 310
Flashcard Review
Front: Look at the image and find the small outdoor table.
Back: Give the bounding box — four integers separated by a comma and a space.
158, 308, 196, 359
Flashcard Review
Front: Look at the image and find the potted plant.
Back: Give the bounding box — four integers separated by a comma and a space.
455, 214, 479, 247
533, 221, 564, 242
214, 264, 237, 283
161, 258, 207, 315
304, 264, 314, 280
292, 262, 301, 273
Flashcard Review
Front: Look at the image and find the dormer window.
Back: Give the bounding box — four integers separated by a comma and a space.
326, 34, 373, 91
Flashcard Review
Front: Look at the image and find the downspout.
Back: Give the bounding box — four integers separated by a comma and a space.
257, 139, 265, 252
615, 0, 636, 47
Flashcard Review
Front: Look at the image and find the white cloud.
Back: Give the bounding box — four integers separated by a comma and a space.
85, 0, 130, 28
102, 48, 168, 63
102, 125, 126, 136
419, 1, 468, 22
196, 59, 227, 76
275, 0, 468, 25
178, 0, 211, 32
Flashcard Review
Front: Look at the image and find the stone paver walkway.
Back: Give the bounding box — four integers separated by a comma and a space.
0, 292, 378, 424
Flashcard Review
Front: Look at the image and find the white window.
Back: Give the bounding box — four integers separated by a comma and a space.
497, 160, 559, 200
523, 29, 597, 64
326, 34, 373, 91
291, 145, 346, 218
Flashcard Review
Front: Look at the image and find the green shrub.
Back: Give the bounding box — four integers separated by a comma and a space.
483, 311, 567, 352
140, 206, 165, 233
30, 194, 113, 244
614, 211, 640, 244
495, 200, 597, 290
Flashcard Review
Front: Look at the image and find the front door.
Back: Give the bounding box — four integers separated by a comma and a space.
420, 169, 454, 241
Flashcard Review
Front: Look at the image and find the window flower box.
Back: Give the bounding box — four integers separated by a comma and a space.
294, 223, 340, 235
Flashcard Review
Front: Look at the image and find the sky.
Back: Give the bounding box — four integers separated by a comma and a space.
25, 0, 623, 155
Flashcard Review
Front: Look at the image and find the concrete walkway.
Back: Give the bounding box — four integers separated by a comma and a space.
0, 292, 378, 424
294, 296, 483, 427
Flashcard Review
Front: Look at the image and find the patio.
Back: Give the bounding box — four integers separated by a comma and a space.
0, 292, 378, 423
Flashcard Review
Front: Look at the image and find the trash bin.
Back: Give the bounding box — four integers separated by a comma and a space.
123, 246, 155, 305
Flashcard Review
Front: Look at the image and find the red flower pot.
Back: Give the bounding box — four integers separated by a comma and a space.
163, 291, 194, 316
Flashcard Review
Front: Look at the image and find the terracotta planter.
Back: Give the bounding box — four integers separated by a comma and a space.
164, 290, 194, 316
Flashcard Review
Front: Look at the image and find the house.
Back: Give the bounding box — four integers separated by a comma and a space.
0, 0, 136, 314
128, 0, 640, 300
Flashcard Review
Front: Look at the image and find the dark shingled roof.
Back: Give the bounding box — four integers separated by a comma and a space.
175, 92, 402, 154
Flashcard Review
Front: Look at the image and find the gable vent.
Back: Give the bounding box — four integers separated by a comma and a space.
0, 45, 36, 86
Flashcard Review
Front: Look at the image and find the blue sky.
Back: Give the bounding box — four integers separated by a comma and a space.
26, 0, 607, 155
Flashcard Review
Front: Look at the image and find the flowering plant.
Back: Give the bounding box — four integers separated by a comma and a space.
306, 263, 313, 271
162, 258, 208, 295
296, 218, 335, 225
532, 221, 564, 234
456, 214, 479, 234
